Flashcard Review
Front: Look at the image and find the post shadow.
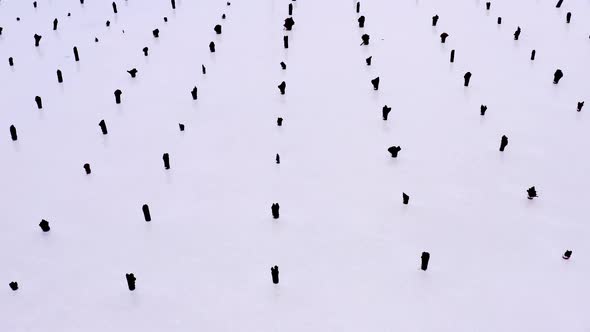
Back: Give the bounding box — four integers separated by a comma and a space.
191, 87, 198, 100
57, 69, 63, 83
84, 163, 91, 174
403, 193, 409, 205
366, 56, 372, 65
271, 203, 280, 219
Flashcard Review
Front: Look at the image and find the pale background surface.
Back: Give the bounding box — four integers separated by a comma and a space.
1, 0, 589, 331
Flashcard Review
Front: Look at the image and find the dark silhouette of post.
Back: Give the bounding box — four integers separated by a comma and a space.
171, 0, 176, 9
366, 56, 372, 66
277, 118, 283, 126
143, 47, 149, 56
486, 2, 491, 10
57, 69, 63, 83
276, 154, 280, 164
34, 34, 42, 47
421, 252, 430, 271
214, 24, 222, 34
112, 2, 118, 14
39, 219, 50, 232
99, 120, 108, 135
371, 77, 380, 90
388, 146, 401, 158
562, 250, 572, 260
84, 163, 91, 174
440, 32, 449, 43
202, 65, 206, 74
126, 273, 136, 291
9, 282, 18, 291
553, 69, 563, 84
164, 17, 168, 23
531, 50, 536, 60
356, 1, 360, 13
222, 14, 226, 19
288, 3, 293, 15
361, 34, 370, 45
556, 0, 563, 8
500, 135, 508, 151
271, 203, 280, 219
280, 61, 287, 70
464, 72, 472, 87
127, 68, 137, 78
34, 1, 37, 8
278, 81, 286, 95
153, 29, 159, 38
114, 89, 122, 104
497, 17, 502, 24
284, 18, 295, 30
73, 47, 80, 61
480, 105, 487, 115
163, 153, 170, 169
142, 204, 151, 222
577, 101, 584, 112
382, 105, 392, 120
432, 15, 439, 26
179, 124, 185, 131
35, 96, 43, 109
191, 87, 198, 100
283, 35, 289, 48
209, 41, 216, 52
450, 49, 455, 63
9, 57, 14, 66
403, 193, 409, 205
527, 186, 537, 199
566, 12, 571, 23
10, 125, 17, 141
53, 18, 58, 30
0, 27, 3, 35
358, 16, 365, 28
514, 27, 521, 40
271, 266, 279, 284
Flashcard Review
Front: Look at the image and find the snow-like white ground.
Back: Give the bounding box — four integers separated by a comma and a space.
1, 0, 590, 331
